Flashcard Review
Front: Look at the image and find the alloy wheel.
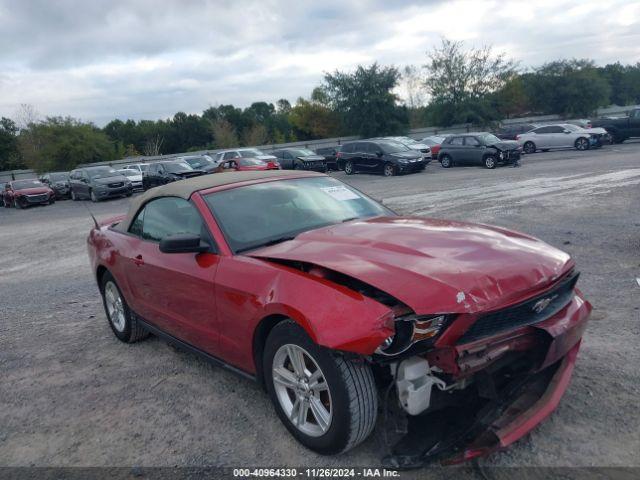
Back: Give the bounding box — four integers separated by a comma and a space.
524, 142, 536, 154
576, 138, 588, 150
383, 164, 395, 176
104, 281, 126, 332
272, 344, 332, 437
344, 161, 353, 175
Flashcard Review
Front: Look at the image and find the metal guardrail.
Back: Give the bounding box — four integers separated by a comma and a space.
1, 104, 637, 181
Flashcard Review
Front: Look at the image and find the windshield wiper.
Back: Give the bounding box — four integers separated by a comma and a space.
236, 235, 297, 254
341, 216, 359, 223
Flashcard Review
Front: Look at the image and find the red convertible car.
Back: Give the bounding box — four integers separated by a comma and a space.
87, 171, 591, 467
3, 179, 56, 208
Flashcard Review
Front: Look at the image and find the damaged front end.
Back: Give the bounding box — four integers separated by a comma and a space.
373, 270, 591, 469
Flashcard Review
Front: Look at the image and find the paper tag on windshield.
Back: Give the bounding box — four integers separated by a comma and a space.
321, 186, 360, 201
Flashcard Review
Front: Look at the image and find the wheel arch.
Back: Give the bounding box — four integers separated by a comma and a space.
96, 264, 109, 292
252, 313, 290, 388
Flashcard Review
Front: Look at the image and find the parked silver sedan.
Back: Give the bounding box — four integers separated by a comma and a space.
516, 124, 597, 153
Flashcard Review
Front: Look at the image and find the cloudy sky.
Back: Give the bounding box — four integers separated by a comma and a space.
1, 0, 639, 126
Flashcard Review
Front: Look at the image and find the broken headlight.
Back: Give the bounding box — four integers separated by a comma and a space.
375, 314, 449, 356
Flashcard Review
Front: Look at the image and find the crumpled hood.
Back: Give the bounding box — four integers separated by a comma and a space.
94, 175, 128, 185
248, 216, 573, 314
489, 140, 520, 151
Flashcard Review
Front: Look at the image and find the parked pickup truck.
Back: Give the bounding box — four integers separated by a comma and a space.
591, 108, 640, 143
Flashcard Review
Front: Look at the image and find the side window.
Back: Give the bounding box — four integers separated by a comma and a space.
283, 151, 292, 159
223, 152, 237, 160
450, 137, 464, 145
365, 143, 379, 154
341, 144, 353, 153
534, 126, 553, 134
550, 126, 564, 133
140, 197, 208, 243
129, 207, 145, 237
465, 137, 480, 146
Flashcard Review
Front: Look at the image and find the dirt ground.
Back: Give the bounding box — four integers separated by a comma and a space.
1, 143, 639, 474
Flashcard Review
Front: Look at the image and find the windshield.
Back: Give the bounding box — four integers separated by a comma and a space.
289, 149, 316, 157
204, 177, 393, 253
185, 156, 214, 168
49, 173, 68, 181
379, 141, 411, 153
164, 162, 193, 173
119, 170, 139, 177
12, 179, 45, 189
563, 124, 580, 132
238, 158, 266, 166
239, 149, 264, 158
479, 134, 501, 145
87, 167, 117, 179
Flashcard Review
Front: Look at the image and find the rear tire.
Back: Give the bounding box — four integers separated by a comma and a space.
264, 320, 377, 455
14, 198, 22, 209
344, 160, 354, 175
440, 155, 452, 168
523, 141, 536, 154
100, 271, 149, 343
71, 189, 78, 201
90, 189, 99, 202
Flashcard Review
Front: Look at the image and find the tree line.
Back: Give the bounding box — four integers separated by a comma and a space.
2, 38, 640, 173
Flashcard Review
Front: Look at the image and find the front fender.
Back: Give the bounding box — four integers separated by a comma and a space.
215, 256, 395, 373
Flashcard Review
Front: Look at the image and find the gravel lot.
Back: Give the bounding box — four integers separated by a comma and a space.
1, 143, 639, 473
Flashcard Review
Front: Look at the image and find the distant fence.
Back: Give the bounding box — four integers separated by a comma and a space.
1, 104, 636, 182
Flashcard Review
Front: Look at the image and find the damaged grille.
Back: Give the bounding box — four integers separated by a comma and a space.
457, 271, 579, 344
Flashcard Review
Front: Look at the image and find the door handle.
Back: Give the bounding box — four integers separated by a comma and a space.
133, 255, 144, 266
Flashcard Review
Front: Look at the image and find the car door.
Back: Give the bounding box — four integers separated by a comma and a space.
282, 151, 295, 169
463, 136, 484, 164
531, 126, 556, 148
363, 142, 384, 171
78, 170, 91, 198
121, 196, 220, 353
447, 136, 466, 163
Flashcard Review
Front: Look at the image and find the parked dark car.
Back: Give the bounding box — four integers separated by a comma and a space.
142, 161, 205, 191
271, 148, 326, 172
178, 155, 219, 173
3, 179, 55, 208
336, 140, 426, 176
438, 133, 521, 169
494, 123, 537, 140
40, 171, 71, 199
591, 107, 640, 143
69, 166, 133, 202
378, 136, 432, 162
314, 146, 339, 171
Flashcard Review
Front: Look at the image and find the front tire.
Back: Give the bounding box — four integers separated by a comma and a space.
264, 321, 377, 455
484, 155, 497, 169
90, 189, 99, 202
71, 189, 78, 201
383, 162, 396, 177
575, 137, 589, 151
14, 198, 22, 209
100, 271, 149, 343
344, 160, 354, 175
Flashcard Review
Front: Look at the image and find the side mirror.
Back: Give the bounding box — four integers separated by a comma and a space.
564, 130, 571, 134
159, 234, 210, 254
376, 151, 384, 157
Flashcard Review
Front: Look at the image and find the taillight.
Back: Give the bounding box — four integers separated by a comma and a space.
336, 151, 342, 158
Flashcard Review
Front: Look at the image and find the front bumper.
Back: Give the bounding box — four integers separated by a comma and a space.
398, 159, 429, 173
301, 161, 327, 172
21, 193, 52, 204
95, 185, 133, 198
384, 292, 591, 468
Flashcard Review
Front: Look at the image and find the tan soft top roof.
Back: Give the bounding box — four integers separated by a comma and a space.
116, 170, 324, 232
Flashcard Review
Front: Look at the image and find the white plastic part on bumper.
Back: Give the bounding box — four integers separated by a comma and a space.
395, 357, 447, 416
